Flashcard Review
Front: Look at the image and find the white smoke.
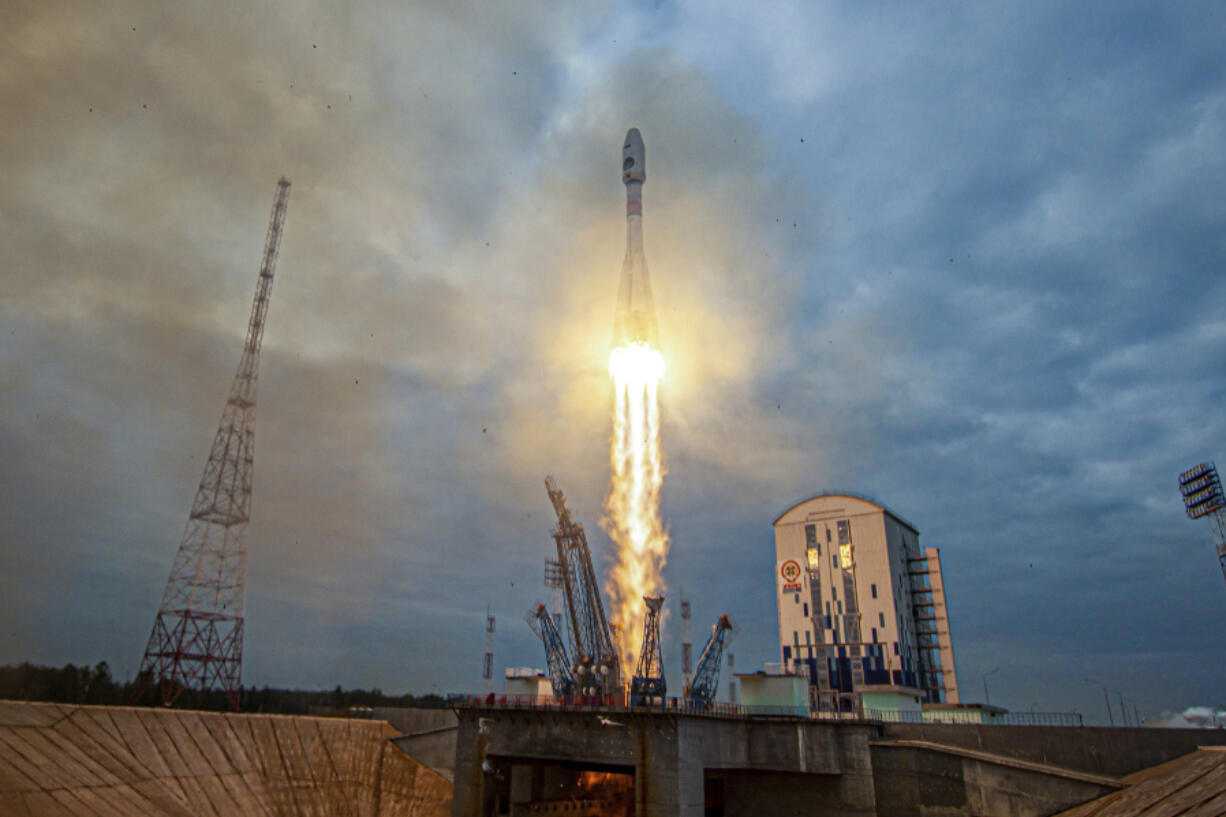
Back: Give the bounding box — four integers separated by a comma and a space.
1146, 707, 1226, 729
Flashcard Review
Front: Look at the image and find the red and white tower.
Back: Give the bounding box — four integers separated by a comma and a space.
136, 178, 291, 709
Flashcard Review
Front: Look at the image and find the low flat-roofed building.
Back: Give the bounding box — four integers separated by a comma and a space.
505, 667, 552, 698
736, 671, 810, 716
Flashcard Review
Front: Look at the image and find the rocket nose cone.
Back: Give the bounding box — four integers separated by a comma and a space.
623, 127, 645, 184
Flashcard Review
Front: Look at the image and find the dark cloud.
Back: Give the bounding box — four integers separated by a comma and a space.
2, 0, 1225, 720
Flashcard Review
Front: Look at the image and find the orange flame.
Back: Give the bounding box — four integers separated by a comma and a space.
604, 342, 668, 674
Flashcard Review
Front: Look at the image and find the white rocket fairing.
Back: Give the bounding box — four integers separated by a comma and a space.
612, 128, 660, 350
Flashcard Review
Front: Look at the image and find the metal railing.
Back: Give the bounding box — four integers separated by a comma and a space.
454, 694, 808, 719
865, 708, 1084, 726
455, 695, 1084, 726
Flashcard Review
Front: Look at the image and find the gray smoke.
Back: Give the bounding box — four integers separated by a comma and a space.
1146, 707, 1226, 729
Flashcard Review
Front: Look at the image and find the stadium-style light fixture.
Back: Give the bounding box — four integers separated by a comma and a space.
1179, 461, 1226, 585
1180, 462, 1225, 519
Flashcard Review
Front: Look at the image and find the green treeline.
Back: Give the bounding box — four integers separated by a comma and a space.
0, 662, 450, 714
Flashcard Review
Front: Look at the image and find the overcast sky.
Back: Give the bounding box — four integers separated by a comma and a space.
3, 1, 1225, 723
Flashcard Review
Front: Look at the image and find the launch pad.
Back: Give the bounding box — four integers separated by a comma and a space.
450, 701, 1226, 817
452, 702, 872, 817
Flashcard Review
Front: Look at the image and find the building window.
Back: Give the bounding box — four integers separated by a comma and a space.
837, 601, 843, 615
826, 527, 832, 543
837, 519, 851, 545
803, 602, 809, 617
825, 601, 831, 617
832, 553, 838, 569
831, 584, 837, 600
879, 612, 885, 627
872, 628, 878, 643
793, 631, 799, 646
793, 593, 799, 604
805, 630, 811, 645
893, 642, 899, 656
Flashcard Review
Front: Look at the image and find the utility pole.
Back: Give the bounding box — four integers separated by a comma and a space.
982, 666, 1001, 706
1085, 679, 1115, 726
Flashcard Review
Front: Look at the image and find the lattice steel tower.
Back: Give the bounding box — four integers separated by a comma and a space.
136, 178, 291, 709
545, 475, 622, 695
630, 595, 666, 706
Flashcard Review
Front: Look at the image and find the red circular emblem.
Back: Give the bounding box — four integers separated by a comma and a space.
780, 560, 802, 583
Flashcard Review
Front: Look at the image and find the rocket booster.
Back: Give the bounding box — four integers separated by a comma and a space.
612, 128, 660, 350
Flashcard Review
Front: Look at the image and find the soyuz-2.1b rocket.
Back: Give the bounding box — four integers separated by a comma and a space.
612, 128, 660, 351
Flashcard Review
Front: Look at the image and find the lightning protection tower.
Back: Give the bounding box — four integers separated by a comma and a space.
135, 178, 291, 710
680, 591, 692, 687
1179, 462, 1226, 583
484, 606, 496, 694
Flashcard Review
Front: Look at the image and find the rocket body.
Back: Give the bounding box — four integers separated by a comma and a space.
613, 128, 660, 350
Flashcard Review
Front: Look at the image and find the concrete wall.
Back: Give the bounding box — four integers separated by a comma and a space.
375, 707, 457, 736
879, 723, 1226, 777
871, 742, 1120, 817
379, 708, 459, 780
0, 700, 452, 817
718, 771, 851, 817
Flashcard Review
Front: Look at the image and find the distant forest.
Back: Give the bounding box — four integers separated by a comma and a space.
0, 662, 450, 714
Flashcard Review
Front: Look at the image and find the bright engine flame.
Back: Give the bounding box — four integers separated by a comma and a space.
604, 341, 668, 674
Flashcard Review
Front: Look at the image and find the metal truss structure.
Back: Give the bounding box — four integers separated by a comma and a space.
135, 178, 291, 710
630, 595, 666, 706
545, 476, 622, 695
686, 613, 735, 709
526, 602, 575, 697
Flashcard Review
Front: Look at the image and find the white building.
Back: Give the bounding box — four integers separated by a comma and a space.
504, 668, 552, 699
773, 493, 959, 713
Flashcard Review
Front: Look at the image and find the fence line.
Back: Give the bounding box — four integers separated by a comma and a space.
453, 695, 1083, 726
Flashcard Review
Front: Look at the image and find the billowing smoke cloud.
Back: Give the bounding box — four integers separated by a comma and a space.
1147, 707, 1226, 729
0, 1, 812, 691
3, 0, 1226, 720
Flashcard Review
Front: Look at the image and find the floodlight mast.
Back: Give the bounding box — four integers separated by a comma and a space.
1178, 462, 1226, 583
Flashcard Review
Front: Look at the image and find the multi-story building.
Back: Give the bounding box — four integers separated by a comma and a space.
773, 493, 959, 713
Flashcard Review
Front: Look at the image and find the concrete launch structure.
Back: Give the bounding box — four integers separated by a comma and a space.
773, 494, 959, 712
612, 127, 658, 350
